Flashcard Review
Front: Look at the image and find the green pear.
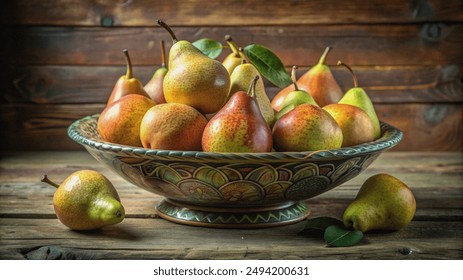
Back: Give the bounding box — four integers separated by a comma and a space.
275, 66, 318, 120
222, 35, 246, 75
337, 61, 381, 139
343, 173, 416, 232
229, 62, 275, 126
158, 20, 230, 114
41, 170, 125, 231
202, 76, 273, 153
144, 40, 168, 104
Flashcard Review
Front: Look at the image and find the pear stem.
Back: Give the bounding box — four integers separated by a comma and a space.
240, 59, 246, 65
160, 40, 166, 67
225, 35, 241, 56
157, 19, 178, 43
318, 46, 332, 65
123, 49, 133, 79
41, 174, 59, 188
337, 60, 358, 88
291, 66, 299, 91
247, 75, 260, 98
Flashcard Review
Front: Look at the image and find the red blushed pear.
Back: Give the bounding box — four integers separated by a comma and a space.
140, 103, 208, 151
272, 104, 343, 152
271, 46, 343, 111
107, 49, 150, 105
202, 76, 273, 153
323, 103, 375, 147
98, 94, 156, 147
144, 40, 168, 104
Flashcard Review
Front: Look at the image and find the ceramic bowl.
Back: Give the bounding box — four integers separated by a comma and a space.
68, 114, 402, 228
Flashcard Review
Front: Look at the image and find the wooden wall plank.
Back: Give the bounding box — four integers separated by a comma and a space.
4, 65, 462, 104
1, 1, 462, 152
2, 0, 462, 26
0, 104, 461, 151
4, 24, 462, 66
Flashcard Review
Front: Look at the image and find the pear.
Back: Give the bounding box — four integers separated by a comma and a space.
343, 173, 416, 232
140, 103, 208, 151
222, 35, 246, 75
337, 61, 381, 139
158, 20, 230, 114
323, 103, 375, 147
144, 40, 168, 104
98, 94, 156, 147
107, 49, 150, 105
41, 170, 125, 231
202, 76, 273, 153
229, 61, 275, 126
275, 66, 318, 120
272, 104, 343, 152
271, 46, 343, 111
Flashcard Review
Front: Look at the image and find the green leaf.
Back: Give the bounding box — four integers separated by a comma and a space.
324, 225, 364, 247
300, 217, 344, 236
192, 39, 223, 59
244, 44, 292, 88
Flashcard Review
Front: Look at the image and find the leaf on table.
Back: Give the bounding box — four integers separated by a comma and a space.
299, 216, 344, 236
192, 39, 223, 59
324, 225, 364, 247
244, 44, 292, 88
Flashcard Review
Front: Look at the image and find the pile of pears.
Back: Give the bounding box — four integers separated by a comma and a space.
97, 20, 382, 154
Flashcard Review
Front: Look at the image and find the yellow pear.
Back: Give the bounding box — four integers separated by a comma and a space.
229, 62, 275, 126
158, 20, 230, 114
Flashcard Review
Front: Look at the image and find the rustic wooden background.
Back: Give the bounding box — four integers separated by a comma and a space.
1, 0, 462, 151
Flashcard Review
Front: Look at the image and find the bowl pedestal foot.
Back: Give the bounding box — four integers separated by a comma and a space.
156, 199, 311, 228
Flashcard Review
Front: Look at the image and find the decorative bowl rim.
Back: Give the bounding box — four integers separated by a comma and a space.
68, 114, 403, 161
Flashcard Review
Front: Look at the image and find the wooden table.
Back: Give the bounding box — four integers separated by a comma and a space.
0, 151, 461, 260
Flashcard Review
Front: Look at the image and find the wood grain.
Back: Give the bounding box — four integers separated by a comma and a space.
1, 219, 461, 260
2, 0, 462, 26
0, 151, 461, 260
4, 24, 462, 66
1, 1, 462, 153
4, 65, 462, 104
1, 152, 461, 219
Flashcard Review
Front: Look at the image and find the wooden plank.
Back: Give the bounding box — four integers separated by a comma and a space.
375, 103, 463, 151
0, 151, 461, 259
0, 151, 462, 220
0, 219, 461, 259
4, 65, 462, 104
1, 182, 461, 220
3, 24, 462, 66
1, 103, 462, 151
2, 0, 462, 26
0, 104, 104, 151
